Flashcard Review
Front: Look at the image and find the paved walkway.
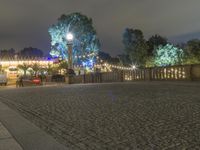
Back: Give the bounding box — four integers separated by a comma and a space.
0, 122, 23, 150
0, 101, 67, 150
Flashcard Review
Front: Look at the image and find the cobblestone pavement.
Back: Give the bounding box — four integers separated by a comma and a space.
0, 82, 200, 150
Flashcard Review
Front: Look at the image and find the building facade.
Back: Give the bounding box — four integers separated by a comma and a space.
0, 56, 54, 78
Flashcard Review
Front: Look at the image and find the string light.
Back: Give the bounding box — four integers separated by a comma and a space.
74, 52, 97, 59
94, 60, 136, 71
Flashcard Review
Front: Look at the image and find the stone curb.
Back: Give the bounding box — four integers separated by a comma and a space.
0, 101, 68, 150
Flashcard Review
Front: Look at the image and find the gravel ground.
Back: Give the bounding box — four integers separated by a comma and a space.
0, 82, 200, 150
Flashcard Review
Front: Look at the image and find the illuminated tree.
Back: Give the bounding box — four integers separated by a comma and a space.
48, 12, 100, 68
154, 44, 184, 66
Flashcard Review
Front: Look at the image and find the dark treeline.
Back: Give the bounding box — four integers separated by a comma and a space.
120, 28, 200, 67
96, 29, 200, 67
0, 47, 44, 58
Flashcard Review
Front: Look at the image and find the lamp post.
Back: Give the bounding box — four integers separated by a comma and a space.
66, 33, 74, 84
66, 33, 74, 70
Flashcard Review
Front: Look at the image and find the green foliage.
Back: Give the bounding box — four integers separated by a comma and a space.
118, 54, 131, 65
181, 39, 200, 65
59, 60, 68, 70
44, 63, 54, 75
154, 44, 184, 66
186, 39, 200, 56
183, 55, 200, 65
145, 56, 155, 67
17, 63, 30, 76
48, 12, 100, 65
147, 34, 167, 56
123, 28, 148, 67
121, 29, 200, 67
31, 63, 41, 76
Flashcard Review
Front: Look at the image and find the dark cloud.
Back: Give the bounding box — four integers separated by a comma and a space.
0, 0, 200, 55
170, 31, 200, 44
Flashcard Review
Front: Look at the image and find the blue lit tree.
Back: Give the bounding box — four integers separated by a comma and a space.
154, 44, 184, 66
48, 13, 100, 68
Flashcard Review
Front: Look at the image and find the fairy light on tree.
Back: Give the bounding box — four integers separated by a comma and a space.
48, 12, 100, 69
154, 44, 184, 66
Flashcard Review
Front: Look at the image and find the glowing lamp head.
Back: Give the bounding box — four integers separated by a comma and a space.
66, 33, 74, 41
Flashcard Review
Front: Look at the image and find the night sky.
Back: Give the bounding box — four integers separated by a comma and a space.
1, 0, 200, 56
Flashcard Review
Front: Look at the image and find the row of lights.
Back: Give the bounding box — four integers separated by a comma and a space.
0, 60, 53, 66
95, 63, 136, 71
74, 52, 97, 59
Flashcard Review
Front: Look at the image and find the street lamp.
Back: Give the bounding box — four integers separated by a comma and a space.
66, 32, 74, 71
66, 33, 75, 84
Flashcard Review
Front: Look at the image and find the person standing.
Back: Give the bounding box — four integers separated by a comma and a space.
16, 75, 19, 87
19, 76, 24, 87
16, 75, 23, 87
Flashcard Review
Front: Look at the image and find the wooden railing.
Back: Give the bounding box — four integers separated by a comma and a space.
70, 64, 200, 84
71, 71, 123, 84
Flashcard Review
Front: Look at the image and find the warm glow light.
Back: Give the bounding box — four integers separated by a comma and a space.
66, 33, 74, 41
132, 65, 136, 69
0, 60, 53, 67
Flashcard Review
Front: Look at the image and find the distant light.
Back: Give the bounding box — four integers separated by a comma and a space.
132, 65, 136, 69
66, 33, 73, 41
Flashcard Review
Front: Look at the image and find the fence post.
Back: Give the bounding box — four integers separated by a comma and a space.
190, 64, 200, 80
91, 74, 94, 83
184, 65, 193, 80
83, 74, 86, 83
120, 70, 124, 82
66, 76, 73, 84
144, 68, 152, 81
100, 73, 102, 83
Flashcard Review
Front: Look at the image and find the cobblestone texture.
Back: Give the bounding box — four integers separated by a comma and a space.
0, 82, 200, 150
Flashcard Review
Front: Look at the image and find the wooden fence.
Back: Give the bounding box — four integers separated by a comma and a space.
69, 64, 200, 84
